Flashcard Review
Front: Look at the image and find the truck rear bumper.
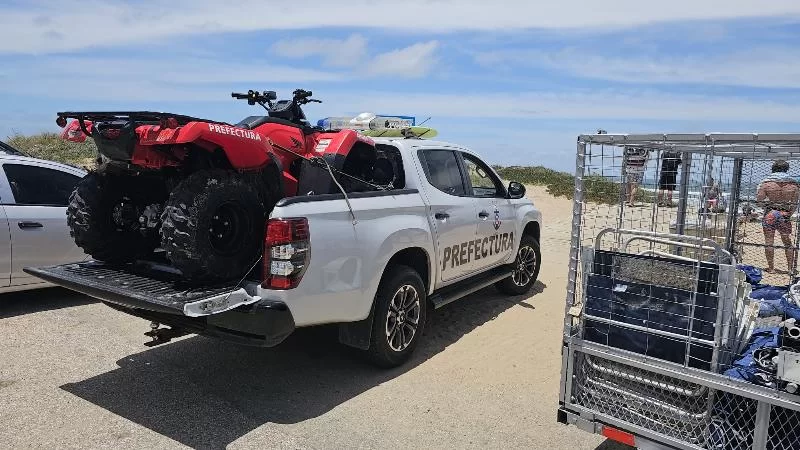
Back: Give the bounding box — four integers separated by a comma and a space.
106, 299, 296, 348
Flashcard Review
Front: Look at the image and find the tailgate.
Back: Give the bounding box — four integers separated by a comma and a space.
24, 261, 261, 317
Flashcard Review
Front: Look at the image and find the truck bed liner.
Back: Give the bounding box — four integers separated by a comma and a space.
24, 261, 249, 316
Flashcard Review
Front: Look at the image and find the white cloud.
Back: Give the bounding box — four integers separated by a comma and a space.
3, 0, 800, 53
365, 41, 439, 78
6, 56, 800, 123
5, 54, 800, 124
317, 89, 800, 123
474, 47, 800, 89
2, 56, 343, 98
270, 34, 368, 68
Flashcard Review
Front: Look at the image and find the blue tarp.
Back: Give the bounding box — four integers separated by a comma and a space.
723, 327, 781, 386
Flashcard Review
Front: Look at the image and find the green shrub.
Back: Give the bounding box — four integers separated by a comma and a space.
494, 165, 650, 205
6, 132, 97, 168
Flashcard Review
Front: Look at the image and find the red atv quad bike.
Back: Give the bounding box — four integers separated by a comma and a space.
57, 89, 383, 282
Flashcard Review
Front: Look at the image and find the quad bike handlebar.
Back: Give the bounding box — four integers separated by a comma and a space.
231, 90, 278, 106
231, 89, 322, 107
291, 89, 322, 104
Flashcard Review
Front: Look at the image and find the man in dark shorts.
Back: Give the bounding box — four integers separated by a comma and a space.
657, 151, 682, 207
756, 159, 800, 273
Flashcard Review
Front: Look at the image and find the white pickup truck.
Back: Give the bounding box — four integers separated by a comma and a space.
27, 137, 542, 367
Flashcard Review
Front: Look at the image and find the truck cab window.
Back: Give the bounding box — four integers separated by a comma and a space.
461, 152, 503, 198
419, 150, 466, 196
374, 144, 405, 189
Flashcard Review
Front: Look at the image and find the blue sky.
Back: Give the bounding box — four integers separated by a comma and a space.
2, 1, 800, 171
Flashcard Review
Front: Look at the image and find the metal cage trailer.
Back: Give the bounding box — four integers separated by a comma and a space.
558, 133, 800, 450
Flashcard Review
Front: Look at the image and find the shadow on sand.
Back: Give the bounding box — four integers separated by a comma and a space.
0, 286, 96, 319
61, 281, 545, 449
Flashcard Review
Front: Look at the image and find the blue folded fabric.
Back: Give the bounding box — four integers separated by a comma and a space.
751, 284, 790, 301
737, 264, 763, 286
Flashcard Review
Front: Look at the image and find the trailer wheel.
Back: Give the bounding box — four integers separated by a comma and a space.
495, 235, 540, 295
366, 265, 427, 368
160, 170, 269, 281
67, 172, 152, 263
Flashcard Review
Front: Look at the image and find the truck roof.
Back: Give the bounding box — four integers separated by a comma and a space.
370, 137, 496, 166
371, 137, 467, 151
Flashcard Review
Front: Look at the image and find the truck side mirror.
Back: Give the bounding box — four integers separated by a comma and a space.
508, 181, 526, 199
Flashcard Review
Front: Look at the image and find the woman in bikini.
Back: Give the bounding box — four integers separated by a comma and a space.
756, 159, 800, 273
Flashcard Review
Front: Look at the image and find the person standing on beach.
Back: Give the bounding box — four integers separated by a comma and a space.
657, 150, 682, 207
756, 159, 800, 273
623, 146, 650, 207
702, 176, 724, 213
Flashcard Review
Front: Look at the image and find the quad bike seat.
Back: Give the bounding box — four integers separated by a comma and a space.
234, 116, 317, 134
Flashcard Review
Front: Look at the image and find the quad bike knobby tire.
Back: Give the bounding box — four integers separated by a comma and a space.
67, 172, 153, 263
160, 170, 270, 281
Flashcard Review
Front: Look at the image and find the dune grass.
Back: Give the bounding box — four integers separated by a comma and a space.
494, 165, 653, 205
5, 132, 97, 169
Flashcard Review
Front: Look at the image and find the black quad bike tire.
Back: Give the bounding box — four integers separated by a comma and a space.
366, 265, 428, 368
66, 172, 153, 263
160, 170, 269, 281
495, 235, 541, 295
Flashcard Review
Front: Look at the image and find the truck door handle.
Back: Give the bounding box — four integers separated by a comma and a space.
18, 221, 43, 229
434, 212, 450, 220
478, 211, 490, 219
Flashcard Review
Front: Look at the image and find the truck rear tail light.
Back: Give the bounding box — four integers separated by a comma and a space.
601, 426, 636, 447
263, 218, 309, 290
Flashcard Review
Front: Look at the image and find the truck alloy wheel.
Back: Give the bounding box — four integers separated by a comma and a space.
367, 265, 427, 367
495, 235, 541, 295
512, 245, 538, 287
386, 284, 421, 352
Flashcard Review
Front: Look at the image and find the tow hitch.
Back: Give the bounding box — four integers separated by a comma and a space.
143, 321, 189, 347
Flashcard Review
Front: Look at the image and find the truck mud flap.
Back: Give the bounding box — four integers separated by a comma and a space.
24, 261, 261, 317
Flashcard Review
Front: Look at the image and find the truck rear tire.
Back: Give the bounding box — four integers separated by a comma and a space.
160, 170, 268, 281
495, 235, 541, 295
67, 172, 152, 263
366, 265, 428, 368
